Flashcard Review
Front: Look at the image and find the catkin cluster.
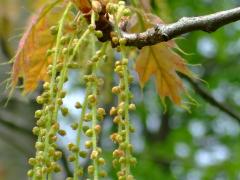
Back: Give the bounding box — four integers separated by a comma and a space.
27, 1, 137, 180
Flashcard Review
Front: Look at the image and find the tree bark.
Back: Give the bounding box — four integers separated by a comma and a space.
123, 7, 240, 48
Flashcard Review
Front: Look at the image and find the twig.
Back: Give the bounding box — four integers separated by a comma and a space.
184, 75, 240, 123
0, 118, 32, 136
0, 130, 31, 155
123, 7, 240, 48
0, 117, 73, 176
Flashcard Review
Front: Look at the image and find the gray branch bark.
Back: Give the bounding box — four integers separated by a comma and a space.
123, 7, 240, 48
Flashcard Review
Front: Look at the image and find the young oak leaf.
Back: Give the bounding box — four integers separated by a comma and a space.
128, 13, 195, 105
12, 2, 72, 92
71, 0, 92, 13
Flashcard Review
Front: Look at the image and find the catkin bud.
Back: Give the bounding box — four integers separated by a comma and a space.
27, 170, 34, 177
61, 107, 69, 116
28, 158, 36, 166
36, 96, 44, 104
79, 151, 88, 158
35, 110, 42, 118
92, 0, 102, 13
129, 103, 136, 111
85, 129, 93, 137
110, 107, 117, 116
85, 141, 93, 149
119, 38, 127, 45
88, 165, 94, 175
98, 157, 105, 165
99, 170, 107, 177
90, 150, 99, 159
68, 155, 76, 162
71, 123, 79, 130
58, 129, 66, 136
112, 86, 121, 94
75, 102, 82, 109
50, 26, 58, 35
94, 125, 102, 134
97, 108, 106, 116
95, 30, 103, 38
88, 95, 96, 103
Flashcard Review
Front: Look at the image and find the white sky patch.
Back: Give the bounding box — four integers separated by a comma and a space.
195, 145, 229, 167
212, 113, 240, 137
197, 37, 217, 58
175, 142, 190, 158
188, 120, 206, 138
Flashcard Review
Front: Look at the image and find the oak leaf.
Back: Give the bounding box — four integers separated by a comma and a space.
128, 13, 195, 105
12, 2, 71, 92
71, 0, 91, 13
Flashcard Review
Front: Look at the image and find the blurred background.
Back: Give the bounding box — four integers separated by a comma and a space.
1, 0, 240, 179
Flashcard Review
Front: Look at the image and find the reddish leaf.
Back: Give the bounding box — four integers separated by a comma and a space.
71, 0, 92, 13
128, 13, 195, 104
12, 2, 71, 92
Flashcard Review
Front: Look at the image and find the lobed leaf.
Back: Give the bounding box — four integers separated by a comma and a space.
71, 0, 91, 13
12, 1, 72, 92
128, 13, 195, 105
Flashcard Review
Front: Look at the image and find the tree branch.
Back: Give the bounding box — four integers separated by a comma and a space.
0, 117, 73, 177
123, 7, 240, 48
0, 118, 33, 136
184, 75, 240, 123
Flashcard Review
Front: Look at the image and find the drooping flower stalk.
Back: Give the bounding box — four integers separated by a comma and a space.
87, 41, 108, 180
28, 1, 136, 180
107, 1, 136, 179
28, 3, 74, 180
